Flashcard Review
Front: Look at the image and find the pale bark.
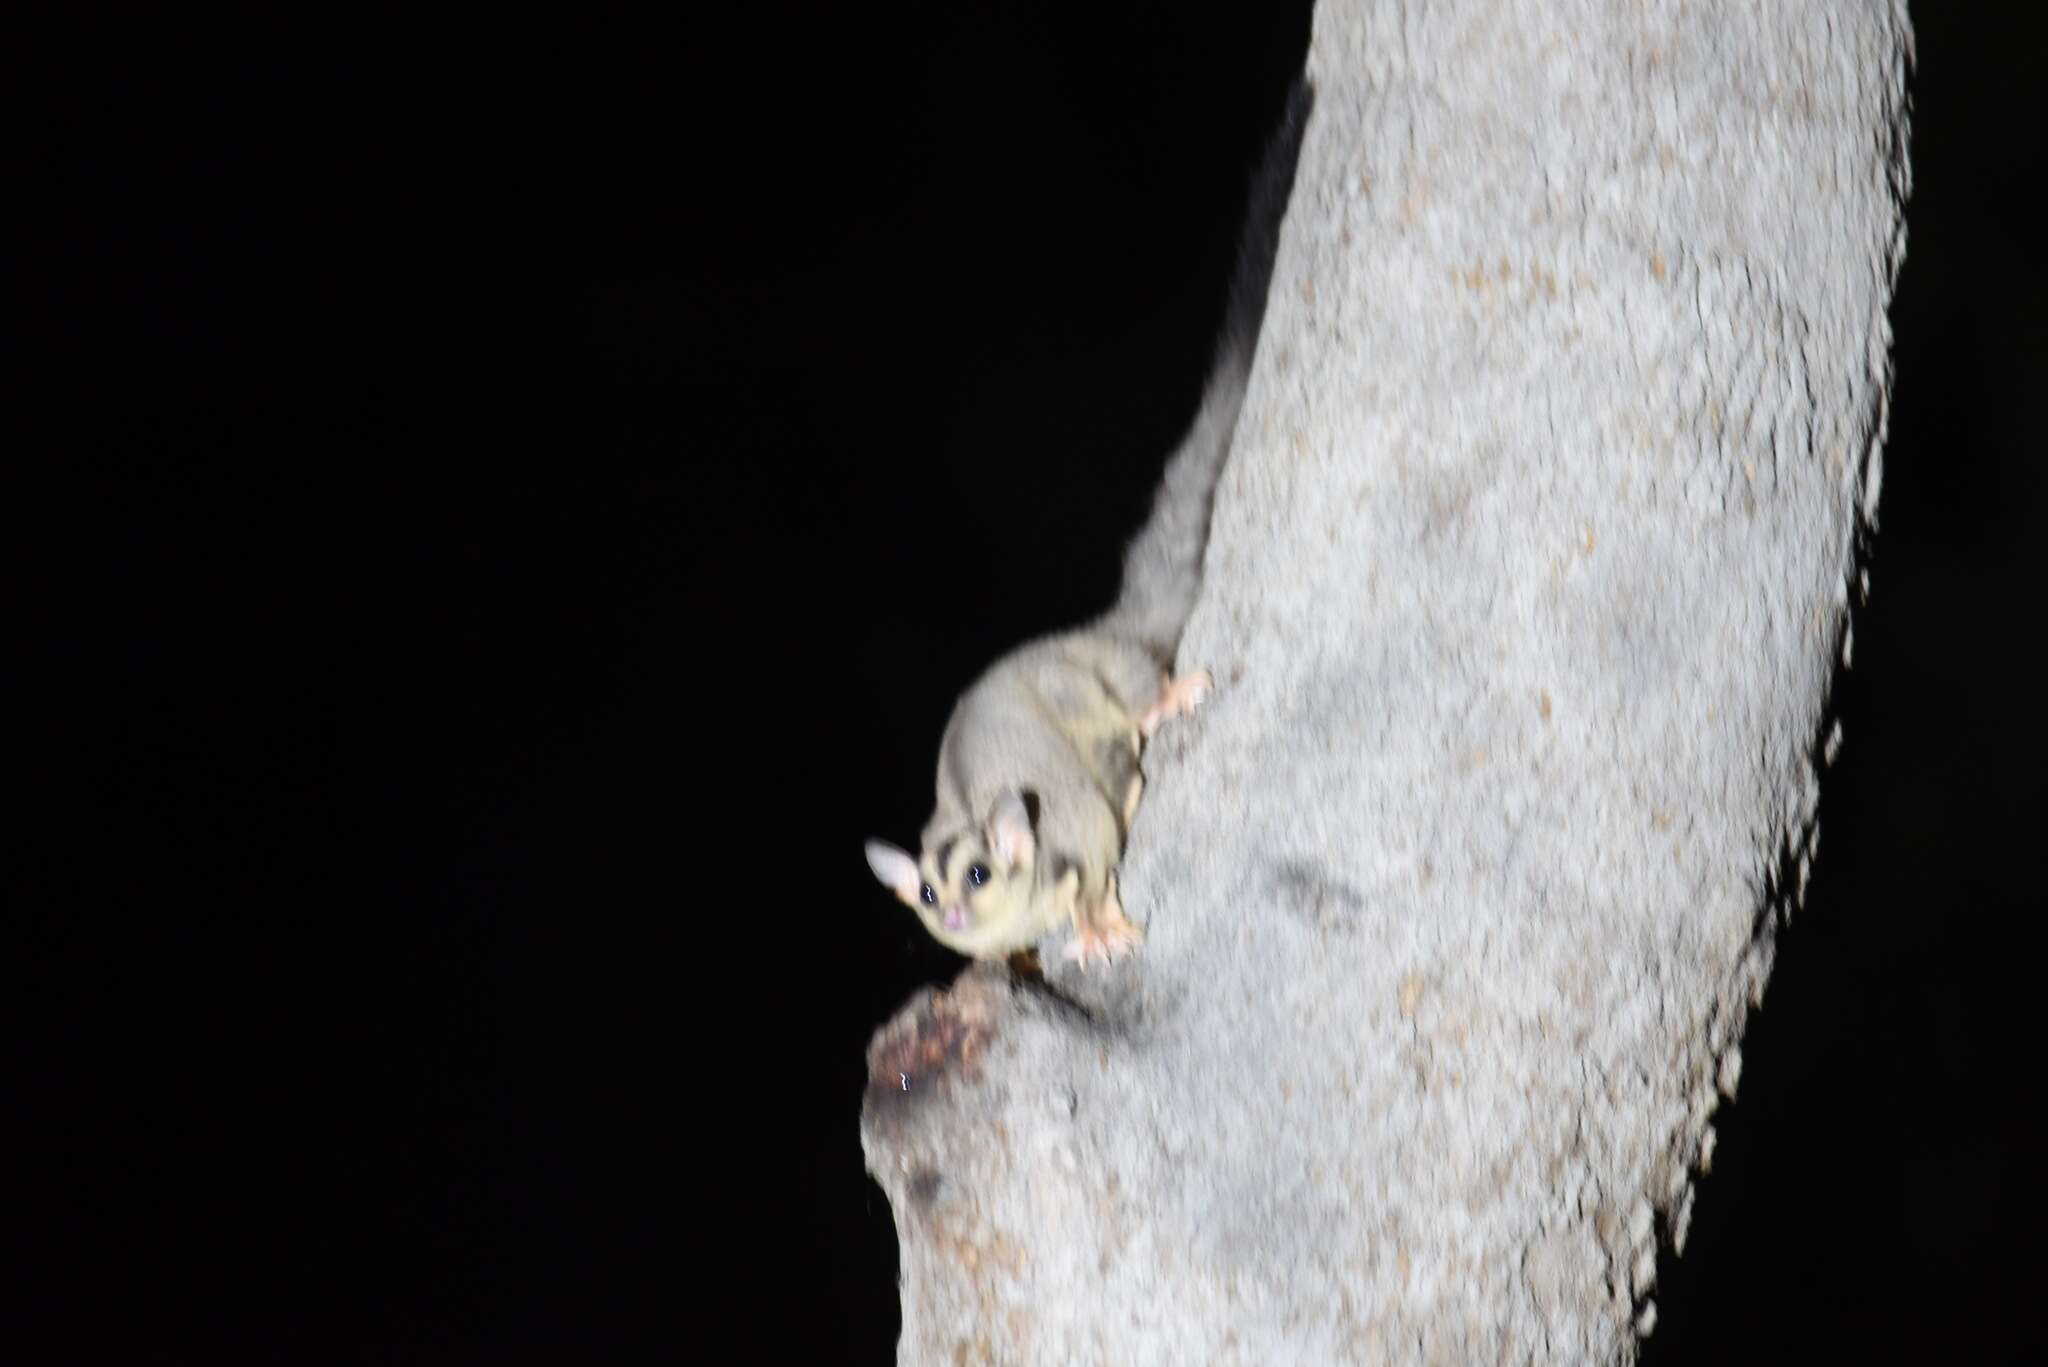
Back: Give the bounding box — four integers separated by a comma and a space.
863, 2, 1911, 1361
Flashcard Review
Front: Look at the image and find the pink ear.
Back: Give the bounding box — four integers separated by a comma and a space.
864, 840, 922, 903
986, 794, 1035, 869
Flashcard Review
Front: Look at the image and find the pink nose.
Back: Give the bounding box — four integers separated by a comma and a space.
943, 905, 967, 931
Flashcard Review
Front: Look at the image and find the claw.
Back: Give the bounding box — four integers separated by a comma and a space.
1063, 879, 1144, 968
1063, 918, 1143, 966
1139, 669, 1213, 740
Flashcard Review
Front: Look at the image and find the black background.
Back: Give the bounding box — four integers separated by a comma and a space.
14, 3, 2042, 1362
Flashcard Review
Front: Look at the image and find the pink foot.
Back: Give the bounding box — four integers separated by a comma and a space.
1139, 670, 1212, 740
1063, 881, 1144, 968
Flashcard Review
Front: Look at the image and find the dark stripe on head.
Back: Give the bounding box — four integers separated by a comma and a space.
932, 836, 961, 882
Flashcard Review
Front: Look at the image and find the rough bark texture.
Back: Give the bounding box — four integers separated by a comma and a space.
862, 2, 1911, 1362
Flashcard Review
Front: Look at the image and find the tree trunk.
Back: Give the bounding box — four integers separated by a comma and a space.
862, 1, 1911, 1361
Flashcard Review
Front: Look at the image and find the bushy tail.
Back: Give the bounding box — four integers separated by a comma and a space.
1096, 77, 1312, 661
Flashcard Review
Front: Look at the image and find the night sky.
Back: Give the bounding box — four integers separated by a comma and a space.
17, 4, 2042, 1362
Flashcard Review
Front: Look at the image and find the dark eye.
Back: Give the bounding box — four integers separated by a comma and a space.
919, 884, 936, 906
967, 863, 988, 888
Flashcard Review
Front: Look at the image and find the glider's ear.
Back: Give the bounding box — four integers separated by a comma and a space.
864, 840, 922, 904
986, 793, 1035, 871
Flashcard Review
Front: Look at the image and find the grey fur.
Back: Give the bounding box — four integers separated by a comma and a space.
925, 630, 1157, 895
